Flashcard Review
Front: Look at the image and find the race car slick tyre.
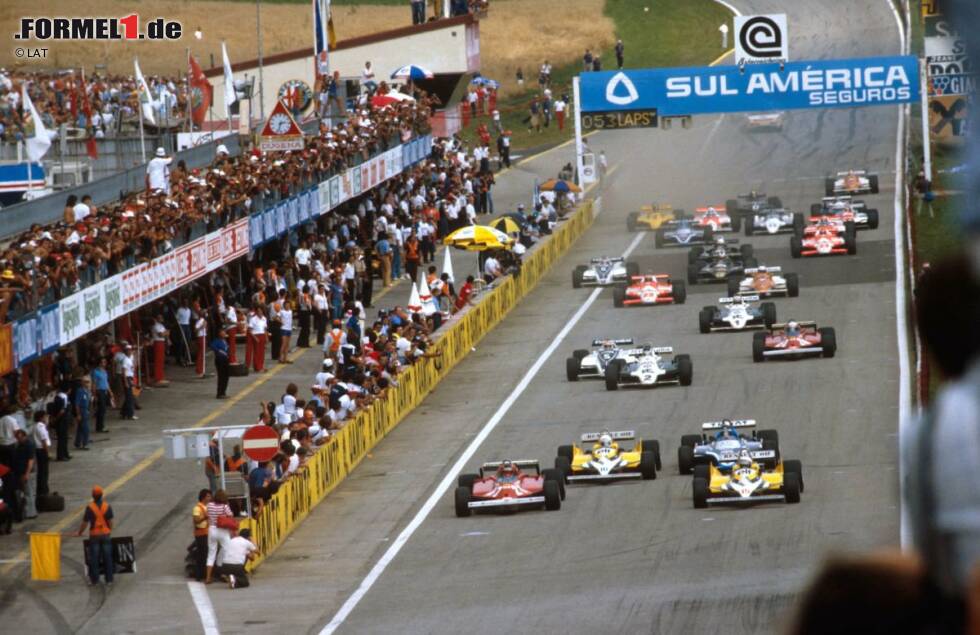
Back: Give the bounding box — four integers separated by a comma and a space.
458, 473, 479, 490
680, 434, 702, 448
844, 221, 857, 239
744, 219, 754, 236
557, 445, 574, 461
753, 332, 766, 362
676, 355, 693, 386
655, 230, 665, 248
627, 212, 639, 232
727, 278, 740, 297
782, 472, 802, 504
846, 234, 857, 255
688, 247, 704, 264
703, 227, 715, 243
572, 266, 586, 288
740, 244, 754, 260
725, 199, 738, 216
672, 280, 686, 304
640, 451, 658, 480
790, 236, 802, 259
566, 357, 580, 381
455, 486, 472, 517
869, 174, 880, 194
572, 349, 589, 360
768, 196, 783, 209
613, 286, 626, 308
693, 464, 710, 481
824, 177, 835, 197
543, 480, 562, 511
604, 364, 620, 391
783, 459, 804, 492
542, 468, 566, 500
819, 327, 837, 358
743, 257, 758, 269
810, 203, 822, 216
687, 264, 699, 285
693, 477, 709, 509
786, 273, 800, 297
641, 440, 662, 470
678, 445, 695, 475
731, 214, 741, 232
626, 261, 640, 278
757, 429, 779, 448
866, 208, 879, 229
555, 456, 572, 480
699, 308, 713, 334
793, 213, 805, 233
761, 302, 777, 327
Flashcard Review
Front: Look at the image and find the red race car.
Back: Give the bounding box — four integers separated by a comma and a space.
614, 274, 686, 307
790, 217, 856, 257
752, 320, 837, 362
455, 460, 564, 517
693, 206, 739, 232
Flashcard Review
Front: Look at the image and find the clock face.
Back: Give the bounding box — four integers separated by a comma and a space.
269, 113, 292, 134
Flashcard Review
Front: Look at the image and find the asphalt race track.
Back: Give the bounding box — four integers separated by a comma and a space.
146, 2, 905, 633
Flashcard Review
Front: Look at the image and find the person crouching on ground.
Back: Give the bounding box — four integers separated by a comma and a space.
220, 527, 259, 588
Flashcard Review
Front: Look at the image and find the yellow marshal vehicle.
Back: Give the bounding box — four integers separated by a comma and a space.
555, 430, 661, 483
627, 203, 677, 232
692, 449, 803, 508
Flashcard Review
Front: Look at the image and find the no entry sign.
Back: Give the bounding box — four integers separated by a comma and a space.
242, 425, 280, 462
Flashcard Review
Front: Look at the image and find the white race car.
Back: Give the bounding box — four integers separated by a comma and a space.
566, 338, 641, 381
745, 208, 805, 236
604, 345, 693, 390
572, 257, 638, 288
825, 169, 880, 196
809, 196, 879, 230
698, 295, 776, 333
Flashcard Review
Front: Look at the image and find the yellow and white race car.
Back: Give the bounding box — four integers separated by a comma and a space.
555, 430, 661, 482
692, 449, 803, 508
627, 203, 677, 232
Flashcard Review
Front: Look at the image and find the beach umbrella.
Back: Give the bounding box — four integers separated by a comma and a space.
391, 65, 434, 81
443, 225, 513, 251
539, 178, 582, 193
471, 77, 500, 89
371, 94, 400, 108
489, 216, 522, 235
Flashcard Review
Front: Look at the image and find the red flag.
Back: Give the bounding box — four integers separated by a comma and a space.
78, 76, 98, 159
188, 52, 212, 127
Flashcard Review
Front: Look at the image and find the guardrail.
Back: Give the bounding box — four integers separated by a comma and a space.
240, 196, 597, 571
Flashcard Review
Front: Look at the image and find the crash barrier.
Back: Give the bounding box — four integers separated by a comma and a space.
242, 199, 597, 570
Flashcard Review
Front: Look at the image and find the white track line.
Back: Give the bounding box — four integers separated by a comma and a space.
883, 0, 911, 548
319, 230, 646, 634
187, 581, 221, 635
711, 0, 742, 18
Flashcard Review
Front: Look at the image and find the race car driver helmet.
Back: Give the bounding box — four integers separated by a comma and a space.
738, 449, 753, 468
498, 460, 519, 482
714, 235, 726, 246
785, 320, 800, 337
718, 421, 737, 440
600, 340, 616, 350
598, 433, 614, 448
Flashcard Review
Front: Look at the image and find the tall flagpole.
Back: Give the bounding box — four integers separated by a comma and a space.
256, 0, 265, 122
138, 104, 147, 163
186, 48, 193, 134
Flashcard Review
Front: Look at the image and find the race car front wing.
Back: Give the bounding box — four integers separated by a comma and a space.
468, 496, 546, 508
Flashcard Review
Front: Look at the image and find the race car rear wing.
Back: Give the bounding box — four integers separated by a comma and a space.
719, 295, 759, 303
835, 170, 867, 176
592, 338, 634, 347
479, 460, 540, 476
649, 346, 673, 354
702, 419, 757, 430
694, 206, 726, 213
629, 274, 668, 282
580, 430, 635, 442
770, 321, 817, 330
749, 450, 776, 460
823, 195, 853, 203
743, 266, 781, 274
589, 257, 624, 264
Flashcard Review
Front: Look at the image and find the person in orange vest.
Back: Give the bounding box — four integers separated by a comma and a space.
191, 489, 211, 581
324, 319, 346, 357
75, 485, 114, 587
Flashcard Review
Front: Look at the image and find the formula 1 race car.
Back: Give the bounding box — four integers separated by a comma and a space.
825, 169, 880, 196
555, 430, 661, 483
745, 112, 785, 131
689, 237, 754, 265
692, 451, 803, 508
728, 266, 799, 298
455, 460, 564, 517
752, 320, 837, 362
627, 203, 677, 232
614, 275, 686, 307
698, 295, 776, 333
790, 218, 857, 257
745, 207, 805, 236
678, 419, 779, 475
810, 196, 879, 230
687, 256, 758, 285
726, 192, 783, 218
572, 257, 639, 288
566, 338, 640, 381
655, 217, 714, 248
604, 345, 692, 390
693, 206, 740, 232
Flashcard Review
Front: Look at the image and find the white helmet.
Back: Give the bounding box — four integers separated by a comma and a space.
715, 236, 726, 245
599, 433, 613, 448
738, 449, 752, 467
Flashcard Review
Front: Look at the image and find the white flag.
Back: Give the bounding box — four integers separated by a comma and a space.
21, 83, 51, 162
222, 41, 237, 119
134, 59, 157, 125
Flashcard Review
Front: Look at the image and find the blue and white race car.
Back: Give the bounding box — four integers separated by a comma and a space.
677, 419, 779, 475
655, 218, 714, 248
566, 338, 642, 381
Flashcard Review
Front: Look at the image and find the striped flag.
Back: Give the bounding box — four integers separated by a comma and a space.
313, 0, 335, 77
21, 83, 52, 162
134, 59, 157, 125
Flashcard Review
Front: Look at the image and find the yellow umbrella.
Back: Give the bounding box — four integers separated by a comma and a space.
539, 178, 582, 193
443, 225, 513, 251
489, 216, 522, 235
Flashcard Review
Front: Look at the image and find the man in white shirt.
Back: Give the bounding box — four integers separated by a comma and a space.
294, 241, 312, 275
151, 315, 169, 384
145, 147, 173, 194
220, 527, 259, 589
121, 344, 137, 420
72, 197, 91, 222
483, 254, 502, 283
361, 61, 377, 94
465, 195, 477, 225
194, 312, 208, 377
176, 301, 192, 366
